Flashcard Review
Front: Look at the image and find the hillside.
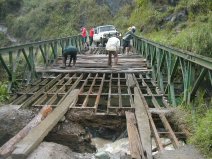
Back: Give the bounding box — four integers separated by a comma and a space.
0, 0, 134, 43
0, 0, 211, 57
129, 0, 212, 57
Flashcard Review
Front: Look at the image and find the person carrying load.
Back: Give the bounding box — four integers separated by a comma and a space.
105, 33, 120, 67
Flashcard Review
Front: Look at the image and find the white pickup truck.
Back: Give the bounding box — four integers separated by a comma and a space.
93, 25, 118, 47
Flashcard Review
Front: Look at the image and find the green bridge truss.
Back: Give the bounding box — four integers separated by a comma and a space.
0, 35, 82, 90
133, 35, 212, 105
0, 34, 212, 106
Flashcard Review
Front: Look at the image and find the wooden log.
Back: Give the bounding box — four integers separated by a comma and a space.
134, 87, 152, 159
0, 105, 52, 158
125, 111, 146, 159
12, 89, 79, 159
126, 74, 136, 88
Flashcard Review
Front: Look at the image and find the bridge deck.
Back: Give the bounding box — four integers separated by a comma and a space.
37, 54, 150, 73
8, 53, 186, 157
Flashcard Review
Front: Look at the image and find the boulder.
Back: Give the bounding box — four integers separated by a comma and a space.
153, 145, 204, 159
0, 106, 35, 146
44, 120, 96, 153
27, 142, 95, 159
95, 151, 111, 159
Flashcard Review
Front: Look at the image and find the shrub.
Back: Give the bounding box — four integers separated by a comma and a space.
189, 109, 212, 158
0, 32, 12, 47
0, 81, 9, 103
177, 91, 212, 158
192, 22, 212, 56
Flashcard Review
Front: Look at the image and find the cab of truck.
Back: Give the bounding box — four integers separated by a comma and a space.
93, 25, 118, 46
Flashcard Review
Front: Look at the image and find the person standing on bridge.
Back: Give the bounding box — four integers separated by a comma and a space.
122, 26, 136, 55
81, 26, 87, 47
105, 33, 120, 67
89, 27, 94, 46
61, 45, 78, 68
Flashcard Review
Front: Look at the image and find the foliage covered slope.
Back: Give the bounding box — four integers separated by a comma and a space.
127, 0, 212, 56
6, 0, 115, 41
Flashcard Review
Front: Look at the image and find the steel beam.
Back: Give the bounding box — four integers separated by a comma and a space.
0, 36, 81, 54
0, 54, 12, 79
134, 35, 212, 70
190, 68, 208, 100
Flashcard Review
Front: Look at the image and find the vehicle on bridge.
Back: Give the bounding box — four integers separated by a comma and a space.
93, 25, 119, 47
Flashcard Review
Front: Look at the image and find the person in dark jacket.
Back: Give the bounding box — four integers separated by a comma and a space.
122, 26, 136, 55
61, 45, 78, 68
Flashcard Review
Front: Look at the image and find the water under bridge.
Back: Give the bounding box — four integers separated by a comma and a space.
0, 34, 211, 159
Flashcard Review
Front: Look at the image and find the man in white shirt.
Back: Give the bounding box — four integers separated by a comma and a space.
105, 34, 120, 66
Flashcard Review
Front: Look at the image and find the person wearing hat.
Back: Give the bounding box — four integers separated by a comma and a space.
105, 33, 120, 67
122, 26, 136, 55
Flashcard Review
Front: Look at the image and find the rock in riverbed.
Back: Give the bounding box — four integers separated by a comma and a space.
27, 142, 95, 159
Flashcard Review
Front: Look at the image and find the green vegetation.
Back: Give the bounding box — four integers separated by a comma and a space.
5, 0, 114, 41
0, 32, 12, 47
129, 0, 212, 57
189, 109, 212, 158
0, 81, 9, 104
0, 0, 22, 20
175, 91, 212, 158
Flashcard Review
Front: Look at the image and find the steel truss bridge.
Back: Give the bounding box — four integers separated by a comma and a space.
0, 34, 211, 159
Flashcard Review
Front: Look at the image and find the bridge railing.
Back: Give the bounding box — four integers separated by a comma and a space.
133, 35, 212, 105
0, 35, 82, 90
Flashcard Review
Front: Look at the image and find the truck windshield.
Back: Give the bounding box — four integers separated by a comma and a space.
99, 26, 115, 32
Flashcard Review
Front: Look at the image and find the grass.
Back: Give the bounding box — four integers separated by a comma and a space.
143, 15, 212, 57
189, 109, 212, 158
172, 90, 212, 158
0, 81, 9, 104
129, 0, 212, 57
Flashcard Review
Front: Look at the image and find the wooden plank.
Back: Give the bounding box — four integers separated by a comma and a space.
133, 75, 164, 152
79, 73, 91, 94
125, 111, 146, 159
126, 73, 136, 87
82, 74, 98, 107
37, 69, 151, 74
57, 74, 83, 106
118, 73, 122, 108
12, 89, 79, 159
141, 73, 180, 149
126, 73, 136, 108
94, 74, 105, 112
159, 114, 180, 148
46, 77, 75, 105
134, 87, 152, 159
107, 73, 112, 114
21, 75, 61, 108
